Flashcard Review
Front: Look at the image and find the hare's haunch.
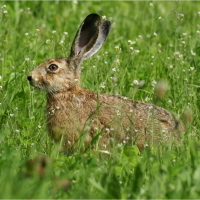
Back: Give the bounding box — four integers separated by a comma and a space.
27, 13, 184, 152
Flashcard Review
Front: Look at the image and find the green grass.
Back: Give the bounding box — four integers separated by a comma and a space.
0, 1, 200, 199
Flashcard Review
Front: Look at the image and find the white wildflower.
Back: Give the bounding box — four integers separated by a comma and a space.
130, 47, 134, 51
191, 50, 196, 56
102, 15, 106, 20
114, 59, 120, 63
151, 80, 157, 87
168, 99, 172, 103
112, 68, 116, 72
68, 140, 71, 144
149, 3, 154, 7
134, 49, 140, 53
153, 32, 157, 37
100, 82, 106, 89
145, 97, 152, 102
73, 0, 78, 4
133, 80, 139, 85
116, 110, 121, 116
105, 128, 110, 132
59, 40, 64, 44
128, 40, 136, 45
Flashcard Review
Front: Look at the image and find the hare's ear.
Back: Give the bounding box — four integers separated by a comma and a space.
69, 13, 111, 61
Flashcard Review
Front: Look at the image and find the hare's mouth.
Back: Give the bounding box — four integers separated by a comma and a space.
27, 77, 59, 93
27, 76, 47, 91
29, 82, 46, 91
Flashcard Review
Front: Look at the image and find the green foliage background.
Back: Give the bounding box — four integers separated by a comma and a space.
0, 1, 200, 198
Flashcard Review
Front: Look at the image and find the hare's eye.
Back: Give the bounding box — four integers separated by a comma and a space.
48, 64, 58, 71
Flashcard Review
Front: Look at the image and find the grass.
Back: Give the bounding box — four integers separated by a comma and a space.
0, 0, 200, 199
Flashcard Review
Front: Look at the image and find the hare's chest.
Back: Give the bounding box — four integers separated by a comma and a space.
47, 103, 80, 123
47, 100, 92, 129
46, 103, 84, 140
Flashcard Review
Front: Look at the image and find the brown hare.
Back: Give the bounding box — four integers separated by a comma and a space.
27, 13, 184, 152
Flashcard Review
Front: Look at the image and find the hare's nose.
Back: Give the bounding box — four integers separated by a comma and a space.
27, 76, 32, 81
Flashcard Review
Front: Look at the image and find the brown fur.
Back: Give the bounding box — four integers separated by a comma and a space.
27, 14, 184, 153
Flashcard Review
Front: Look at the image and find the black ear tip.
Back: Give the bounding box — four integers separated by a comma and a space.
103, 20, 111, 28
101, 20, 111, 35
85, 13, 100, 21
87, 13, 100, 18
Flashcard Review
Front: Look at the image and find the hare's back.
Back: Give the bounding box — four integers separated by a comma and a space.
99, 93, 183, 134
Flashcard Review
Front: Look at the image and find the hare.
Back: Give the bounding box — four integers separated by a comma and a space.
27, 13, 184, 152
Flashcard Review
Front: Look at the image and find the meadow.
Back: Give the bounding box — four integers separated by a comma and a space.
0, 1, 200, 198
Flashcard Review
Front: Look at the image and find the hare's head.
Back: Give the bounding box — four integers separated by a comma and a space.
27, 14, 111, 93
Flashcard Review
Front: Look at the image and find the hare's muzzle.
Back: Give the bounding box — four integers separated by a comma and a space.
27, 75, 35, 87
27, 72, 46, 91
27, 74, 39, 87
